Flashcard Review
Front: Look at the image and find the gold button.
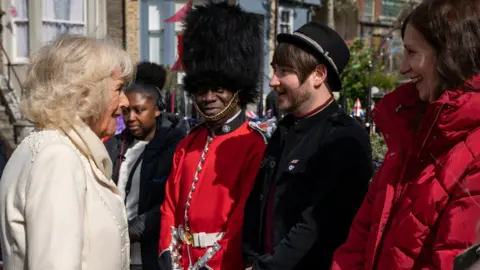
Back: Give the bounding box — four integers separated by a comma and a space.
184, 231, 193, 245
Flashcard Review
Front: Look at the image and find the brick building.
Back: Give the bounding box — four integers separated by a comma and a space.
359, 0, 414, 23
312, 0, 420, 42
105, 0, 140, 61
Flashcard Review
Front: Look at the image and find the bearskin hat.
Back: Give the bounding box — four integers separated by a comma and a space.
182, 1, 262, 107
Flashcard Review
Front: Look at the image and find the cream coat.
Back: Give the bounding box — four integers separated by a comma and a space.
0, 121, 130, 270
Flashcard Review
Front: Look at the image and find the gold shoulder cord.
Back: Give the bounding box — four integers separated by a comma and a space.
193, 92, 239, 122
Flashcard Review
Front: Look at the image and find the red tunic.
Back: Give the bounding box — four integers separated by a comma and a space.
159, 120, 267, 270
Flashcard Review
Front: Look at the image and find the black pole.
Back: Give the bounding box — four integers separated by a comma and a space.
257, 87, 264, 117
121, 0, 126, 49
366, 33, 374, 126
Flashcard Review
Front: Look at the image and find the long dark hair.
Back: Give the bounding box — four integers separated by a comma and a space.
403, 0, 480, 95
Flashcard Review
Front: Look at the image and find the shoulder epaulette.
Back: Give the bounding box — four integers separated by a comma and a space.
247, 121, 270, 144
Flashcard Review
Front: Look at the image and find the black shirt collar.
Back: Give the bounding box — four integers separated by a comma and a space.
282, 102, 340, 132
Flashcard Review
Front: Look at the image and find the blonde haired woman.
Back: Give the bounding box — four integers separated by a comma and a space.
0, 35, 134, 270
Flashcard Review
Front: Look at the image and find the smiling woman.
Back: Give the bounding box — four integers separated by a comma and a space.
400, 24, 438, 102
0, 35, 135, 270
332, 1, 480, 269
400, 0, 480, 100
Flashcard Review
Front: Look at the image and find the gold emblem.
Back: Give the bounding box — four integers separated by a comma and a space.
183, 230, 194, 245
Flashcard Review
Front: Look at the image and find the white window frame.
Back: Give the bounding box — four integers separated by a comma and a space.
363, 0, 374, 22
146, 0, 163, 65
148, 28, 164, 65
277, 6, 294, 34
41, 0, 88, 43
10, 0, 29, 63
9, 0, 91, 64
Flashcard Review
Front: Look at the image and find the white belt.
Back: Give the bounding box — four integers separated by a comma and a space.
178, 227, 224, 248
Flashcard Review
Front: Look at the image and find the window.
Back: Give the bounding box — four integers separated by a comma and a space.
148, 0, 163, 64
148, 30, 164, 65
363, 0, 374, 22
381, 0, 404, 22
42, 0, 86, 43
277, 6, 293, 34
11, 0, 29, 60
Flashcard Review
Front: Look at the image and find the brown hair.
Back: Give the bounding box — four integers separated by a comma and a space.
405, 0, 480, 94
272, 42, 320, 84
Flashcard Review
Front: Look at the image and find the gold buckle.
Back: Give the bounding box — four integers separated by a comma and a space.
183, 230, 193, 245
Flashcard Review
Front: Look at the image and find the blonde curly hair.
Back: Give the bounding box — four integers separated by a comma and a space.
22, 35, 135, 130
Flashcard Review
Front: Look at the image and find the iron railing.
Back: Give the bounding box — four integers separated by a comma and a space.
0, 42, 25, 144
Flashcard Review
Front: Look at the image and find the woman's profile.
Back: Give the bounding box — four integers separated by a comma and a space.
0, 35, 134, 269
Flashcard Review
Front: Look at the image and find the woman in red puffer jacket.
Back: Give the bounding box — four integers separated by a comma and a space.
332, 0, 480, 269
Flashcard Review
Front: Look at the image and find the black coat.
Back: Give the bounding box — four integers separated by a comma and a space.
242, 102, 373, 270
0, 139, 8, 179
105, 113, 186, 270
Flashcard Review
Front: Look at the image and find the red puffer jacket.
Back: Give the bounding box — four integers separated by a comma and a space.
332, 79, 480, 270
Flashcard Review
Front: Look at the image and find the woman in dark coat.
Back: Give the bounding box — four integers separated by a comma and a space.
105, 62, 186, 270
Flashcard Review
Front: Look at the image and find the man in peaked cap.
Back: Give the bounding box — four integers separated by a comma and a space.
242, 22, 373, 269
158, 2, 268, 270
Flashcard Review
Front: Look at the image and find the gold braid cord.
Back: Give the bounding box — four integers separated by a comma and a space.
193, 92, 239, 122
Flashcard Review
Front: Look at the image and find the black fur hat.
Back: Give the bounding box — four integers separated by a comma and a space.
182, 1, 262, 107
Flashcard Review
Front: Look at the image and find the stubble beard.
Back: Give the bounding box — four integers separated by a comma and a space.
284, 84, 312, 114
